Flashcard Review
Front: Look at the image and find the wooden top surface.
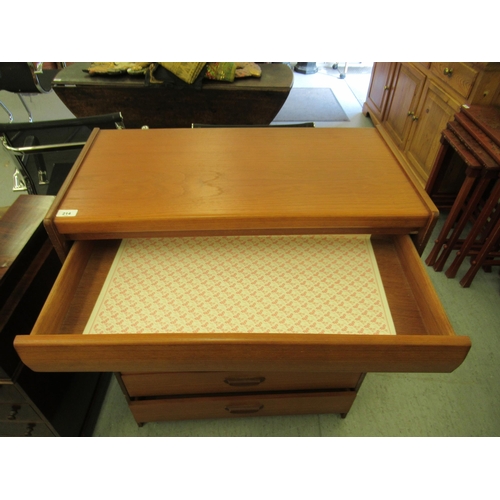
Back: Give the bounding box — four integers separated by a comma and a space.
52, 63, 293, 91
0, 195, 54, 282
53, 127, 434, 239
461, 105, 500, 145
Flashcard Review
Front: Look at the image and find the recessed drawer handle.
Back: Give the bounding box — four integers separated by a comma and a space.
8, 404, 21, 420
224, 377, 266, 387
25, 423, 36, 437
225, 404, 264, 414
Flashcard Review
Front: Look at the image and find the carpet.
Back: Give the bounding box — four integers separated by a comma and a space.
273, 87, 349, 122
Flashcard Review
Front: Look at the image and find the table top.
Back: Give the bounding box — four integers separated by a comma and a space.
52, 127, 435, 241
52, 63, 293, 91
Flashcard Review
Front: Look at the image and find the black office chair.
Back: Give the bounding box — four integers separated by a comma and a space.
0, 113, 125, 194
191, 122, 315, 128
1, 63, 126, 195
0, 62, 58, 122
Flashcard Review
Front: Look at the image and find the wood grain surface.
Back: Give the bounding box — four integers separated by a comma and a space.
53, 128, 435, 240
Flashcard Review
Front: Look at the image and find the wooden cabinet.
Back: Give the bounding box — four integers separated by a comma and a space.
384, 63, 426, 150
364, 62, 395, 123
11, 127, 472, 425
0, 196, 106, 436
363, 62, 500, 186
406, 80, 461, 182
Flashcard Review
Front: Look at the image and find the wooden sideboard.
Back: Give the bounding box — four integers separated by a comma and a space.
363, 62, 500, 187
12, 128, 470, 425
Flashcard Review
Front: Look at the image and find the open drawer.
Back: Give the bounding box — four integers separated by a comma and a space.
14, 234, 470, 375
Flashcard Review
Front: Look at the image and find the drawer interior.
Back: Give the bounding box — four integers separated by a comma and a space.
58, 236, 431, 335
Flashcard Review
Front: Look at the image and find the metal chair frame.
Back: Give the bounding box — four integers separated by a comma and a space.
1, 113, 125, 194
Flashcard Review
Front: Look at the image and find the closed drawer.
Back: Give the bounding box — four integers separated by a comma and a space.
121, 371, 363, 397
430, 62, 478, 99
129, 390, 357, 423
0, 402, 41, 422
0, 383, 23, 403
0, 420, 54, 437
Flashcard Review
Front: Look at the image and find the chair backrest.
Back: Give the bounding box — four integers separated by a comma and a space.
0, 112, 125, 136
0, 62, 52, 93
1, 112, 125, 195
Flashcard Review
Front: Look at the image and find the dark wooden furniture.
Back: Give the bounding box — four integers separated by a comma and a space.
458, 193, 500, 287
425, 105, 500, 285
51, 63, 293, 129
13, 128, 470, 425
0, 195, 107, 436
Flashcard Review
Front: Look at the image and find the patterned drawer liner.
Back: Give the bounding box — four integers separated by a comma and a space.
83, 235, 395, 335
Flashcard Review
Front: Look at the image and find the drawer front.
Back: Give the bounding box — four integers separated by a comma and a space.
0, 420, 54, 437
430, 62, 477, 99
129, 390, 357, 423
0, 383, 24, 403
15, 236, 471, 375
0, 402, 41, 423
121, 371, 363, 397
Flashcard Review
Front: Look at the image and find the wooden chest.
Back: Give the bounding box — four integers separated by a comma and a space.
13, 128, 470, 424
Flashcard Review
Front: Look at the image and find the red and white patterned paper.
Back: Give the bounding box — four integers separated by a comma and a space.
83, 235, 395, 335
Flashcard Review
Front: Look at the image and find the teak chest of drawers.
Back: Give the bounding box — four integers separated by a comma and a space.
14, 128, 471, 424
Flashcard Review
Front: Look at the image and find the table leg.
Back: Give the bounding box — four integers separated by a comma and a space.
460, 215, 500, 287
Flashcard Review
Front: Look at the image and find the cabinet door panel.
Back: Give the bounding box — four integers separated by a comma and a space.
405, 81, 461, 183
384, 64, 425, 150
365, 62, 395, 122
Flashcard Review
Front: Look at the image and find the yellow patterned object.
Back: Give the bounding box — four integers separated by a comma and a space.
84, 235, 396, 335
205, 62, 236, 82
159, 62, 206, 84
86, 62, 151, 76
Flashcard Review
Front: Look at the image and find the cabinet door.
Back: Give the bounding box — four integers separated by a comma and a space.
384, 63, 426, 150
405, 80, 461, 184
364, 62, 395, 122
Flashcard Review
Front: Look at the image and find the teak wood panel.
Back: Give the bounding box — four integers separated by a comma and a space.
48, 128, 436, 245
121, 371, 363, 397
128, 390, 357, 423
13, 235, 471, 374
